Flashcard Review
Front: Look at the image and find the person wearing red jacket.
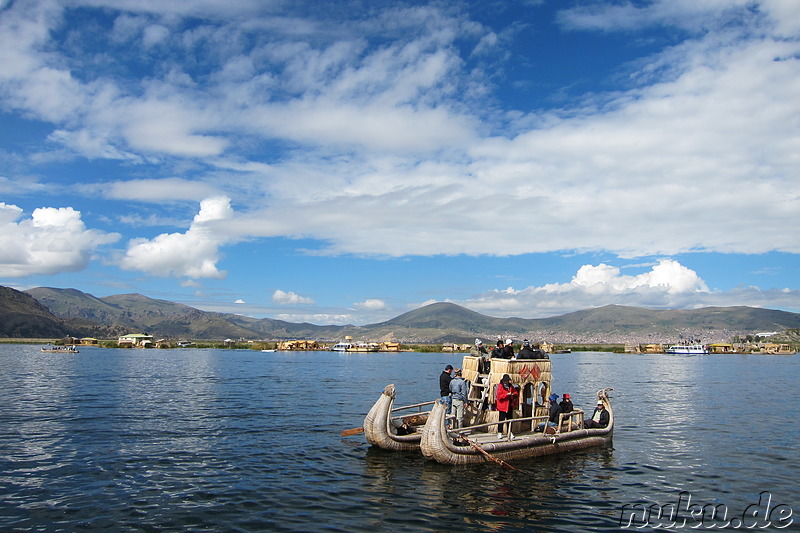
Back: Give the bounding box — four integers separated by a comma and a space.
495, 374, 519, 440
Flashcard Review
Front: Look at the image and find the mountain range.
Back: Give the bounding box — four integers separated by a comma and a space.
2, 285, 799, 343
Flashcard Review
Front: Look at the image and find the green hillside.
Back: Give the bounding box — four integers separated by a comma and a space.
6, 286, 800, 343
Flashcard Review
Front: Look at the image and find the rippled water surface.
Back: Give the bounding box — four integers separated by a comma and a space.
0, 346, 797, 531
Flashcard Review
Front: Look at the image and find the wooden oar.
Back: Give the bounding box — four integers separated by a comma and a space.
464, 437, 527, 472
341, 426, 364, 437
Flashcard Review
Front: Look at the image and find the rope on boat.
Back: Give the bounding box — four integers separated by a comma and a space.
463, 436, 528, 473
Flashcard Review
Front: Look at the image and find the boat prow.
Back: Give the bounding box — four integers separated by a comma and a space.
363, 384, 433, 451
420, 388, 614, 465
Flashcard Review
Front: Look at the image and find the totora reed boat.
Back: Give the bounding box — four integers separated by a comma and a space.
363, 384, 435, 451
363, 352, 614, 465
420, 387, 614, 465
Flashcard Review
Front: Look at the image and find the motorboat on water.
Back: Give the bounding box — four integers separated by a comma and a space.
41, 345, 79, 353
331, 342, 352, 352
665, 343, 709, 355
331, 341, 380, 352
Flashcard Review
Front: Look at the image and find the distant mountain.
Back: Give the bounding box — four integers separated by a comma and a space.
9, 286, 800, 342
0, 286, 70, 338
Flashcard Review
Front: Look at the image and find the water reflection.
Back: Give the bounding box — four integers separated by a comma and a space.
1, 347, 797, 532
361, 443, 622, 531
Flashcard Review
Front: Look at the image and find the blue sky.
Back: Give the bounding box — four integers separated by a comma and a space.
1, 0, 799, 325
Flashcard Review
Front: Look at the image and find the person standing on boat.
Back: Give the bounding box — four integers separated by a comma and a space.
439, 364, 453, 415
538, 393, 562, 431
495, 374, 519, 439
517, 340, 536, 359
499, 338, 514, 359
584, 401, 609, 428
531, 342, 549, 359
470, 338, 490, 373
449, 369, 470, 429
490, 339, 504, 358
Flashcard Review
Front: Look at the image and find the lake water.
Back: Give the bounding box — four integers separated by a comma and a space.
0, 345, 797, 532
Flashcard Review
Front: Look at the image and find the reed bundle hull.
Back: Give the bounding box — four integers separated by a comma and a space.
363, 384, 430, 451
420, 391, 614, 465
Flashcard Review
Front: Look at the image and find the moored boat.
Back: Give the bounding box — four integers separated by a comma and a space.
363, 384, 435, 451
420, 388, 614, 465
331, 340, 380, 352
665, 343, 709, 355
331, 342, 352, 352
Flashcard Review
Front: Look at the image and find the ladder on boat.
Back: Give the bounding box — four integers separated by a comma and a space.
469, 373, 492, 407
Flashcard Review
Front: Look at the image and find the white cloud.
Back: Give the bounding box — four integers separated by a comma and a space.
84, 177, 222, 203
274, 313, 352, 325
0, 203, 119, 276
0, 0, 797, 272
461, 260, 714, 318
235, 298, 245, 304
118, 196, 233, 278
355, 298, 387, 311
272, 289, 314, 305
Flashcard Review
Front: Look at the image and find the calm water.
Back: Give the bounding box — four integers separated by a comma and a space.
0, 346, 797, 532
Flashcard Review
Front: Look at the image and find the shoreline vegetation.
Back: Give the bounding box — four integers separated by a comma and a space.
3, 338, 797, 354
0, 338, 626, 352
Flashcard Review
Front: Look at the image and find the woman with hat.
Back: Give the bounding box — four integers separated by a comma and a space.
585, 400, 609, 428
559, 393, 574, 415
495, 374, 519, 439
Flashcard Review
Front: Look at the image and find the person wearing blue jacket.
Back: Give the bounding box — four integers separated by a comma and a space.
449, 369, 470, 428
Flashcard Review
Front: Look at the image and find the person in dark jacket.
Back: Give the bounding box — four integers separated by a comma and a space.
501, 338, 515, 359
517, 340, 536, 359
531, 343, 549, 359
585, 401, 610, 428
559, 393, 574, 415
538, 393, 561, 431
490, 339, 504, 358
439, 365, 453, 414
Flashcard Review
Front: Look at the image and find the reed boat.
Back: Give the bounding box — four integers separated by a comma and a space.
420, 387, 614, 465
363, 384, 435, 451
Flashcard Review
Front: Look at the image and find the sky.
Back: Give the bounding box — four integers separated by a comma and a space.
0, 0, 799, 326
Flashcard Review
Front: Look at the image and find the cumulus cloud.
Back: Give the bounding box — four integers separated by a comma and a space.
118, 196, 233, 278
0, 1, 798, 319
272, 289, 314, 305
462, 260, 714, 318
355, 298, 387, 311
0, 202, 119, 276
274, 313, 352, 325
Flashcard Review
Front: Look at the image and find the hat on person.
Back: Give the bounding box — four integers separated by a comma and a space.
445, 364, 453, 370
597, 401, 604, 406
523, 339, 530, 346
549, 393, 559, 402
501, 374, 511, 383
505, 338, 513, 346
563, 393, 571, 399
475, 338, 482, 345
